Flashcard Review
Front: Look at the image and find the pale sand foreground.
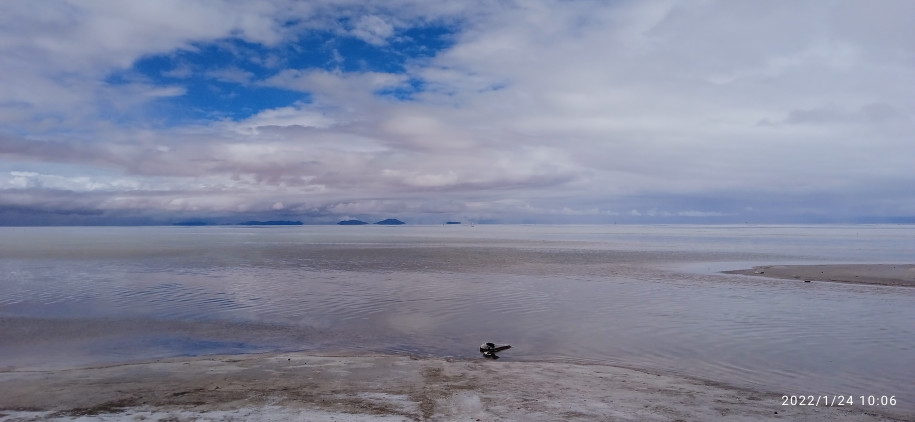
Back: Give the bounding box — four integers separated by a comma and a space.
724, 264, 915, 287
0, 353, 905, 421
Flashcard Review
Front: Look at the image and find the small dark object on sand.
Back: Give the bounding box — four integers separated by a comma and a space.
480, 342, 511, 359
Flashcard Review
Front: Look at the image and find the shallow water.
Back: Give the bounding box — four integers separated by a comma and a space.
1, 225, 913, 409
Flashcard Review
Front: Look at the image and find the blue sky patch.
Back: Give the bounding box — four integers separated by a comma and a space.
105, 23, 457, 123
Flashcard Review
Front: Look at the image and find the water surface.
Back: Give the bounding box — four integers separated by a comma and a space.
1, 225, 912, 410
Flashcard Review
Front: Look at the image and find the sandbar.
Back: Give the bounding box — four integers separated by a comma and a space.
724, 264, 915, 287
0, 352, 906, 421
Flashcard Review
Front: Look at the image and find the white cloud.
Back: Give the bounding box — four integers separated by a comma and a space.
264, 69, 409, 103
232, 104, 337, 134
350, 15, 395, 45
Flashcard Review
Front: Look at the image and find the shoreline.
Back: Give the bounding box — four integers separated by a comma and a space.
723, 264, 915, 287
0, 352, 908, 421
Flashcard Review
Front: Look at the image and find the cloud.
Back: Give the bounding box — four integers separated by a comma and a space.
205, 67, 256, 84
232, 104, 337, 134
773, 102, 906, 125
350, 15, 396, 46
263, 69, 409, 102
162, 63, 194, 79
1, 0, 914, 224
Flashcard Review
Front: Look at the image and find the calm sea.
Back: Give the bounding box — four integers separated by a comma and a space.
1, 225, 913, 410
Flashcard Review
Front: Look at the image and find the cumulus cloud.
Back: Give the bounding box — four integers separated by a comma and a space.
1, 0, 913, 224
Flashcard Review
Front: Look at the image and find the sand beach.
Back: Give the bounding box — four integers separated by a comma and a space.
0, 351, 906, 421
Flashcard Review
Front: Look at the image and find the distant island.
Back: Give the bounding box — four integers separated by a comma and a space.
338, 220, 369, 225
375, 219, 405, 225
446, 221, 461, 224
337, 219, 404, 225
238, 220, 303, 226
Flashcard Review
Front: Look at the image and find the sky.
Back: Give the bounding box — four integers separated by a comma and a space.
1, 0, 913, 225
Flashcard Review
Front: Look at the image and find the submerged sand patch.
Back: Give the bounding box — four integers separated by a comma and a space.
0, 352, 907, 421
724, 264, 915, 287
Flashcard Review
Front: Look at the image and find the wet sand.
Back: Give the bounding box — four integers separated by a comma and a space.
0, 352, 906, 421
724, 264, 915, 287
